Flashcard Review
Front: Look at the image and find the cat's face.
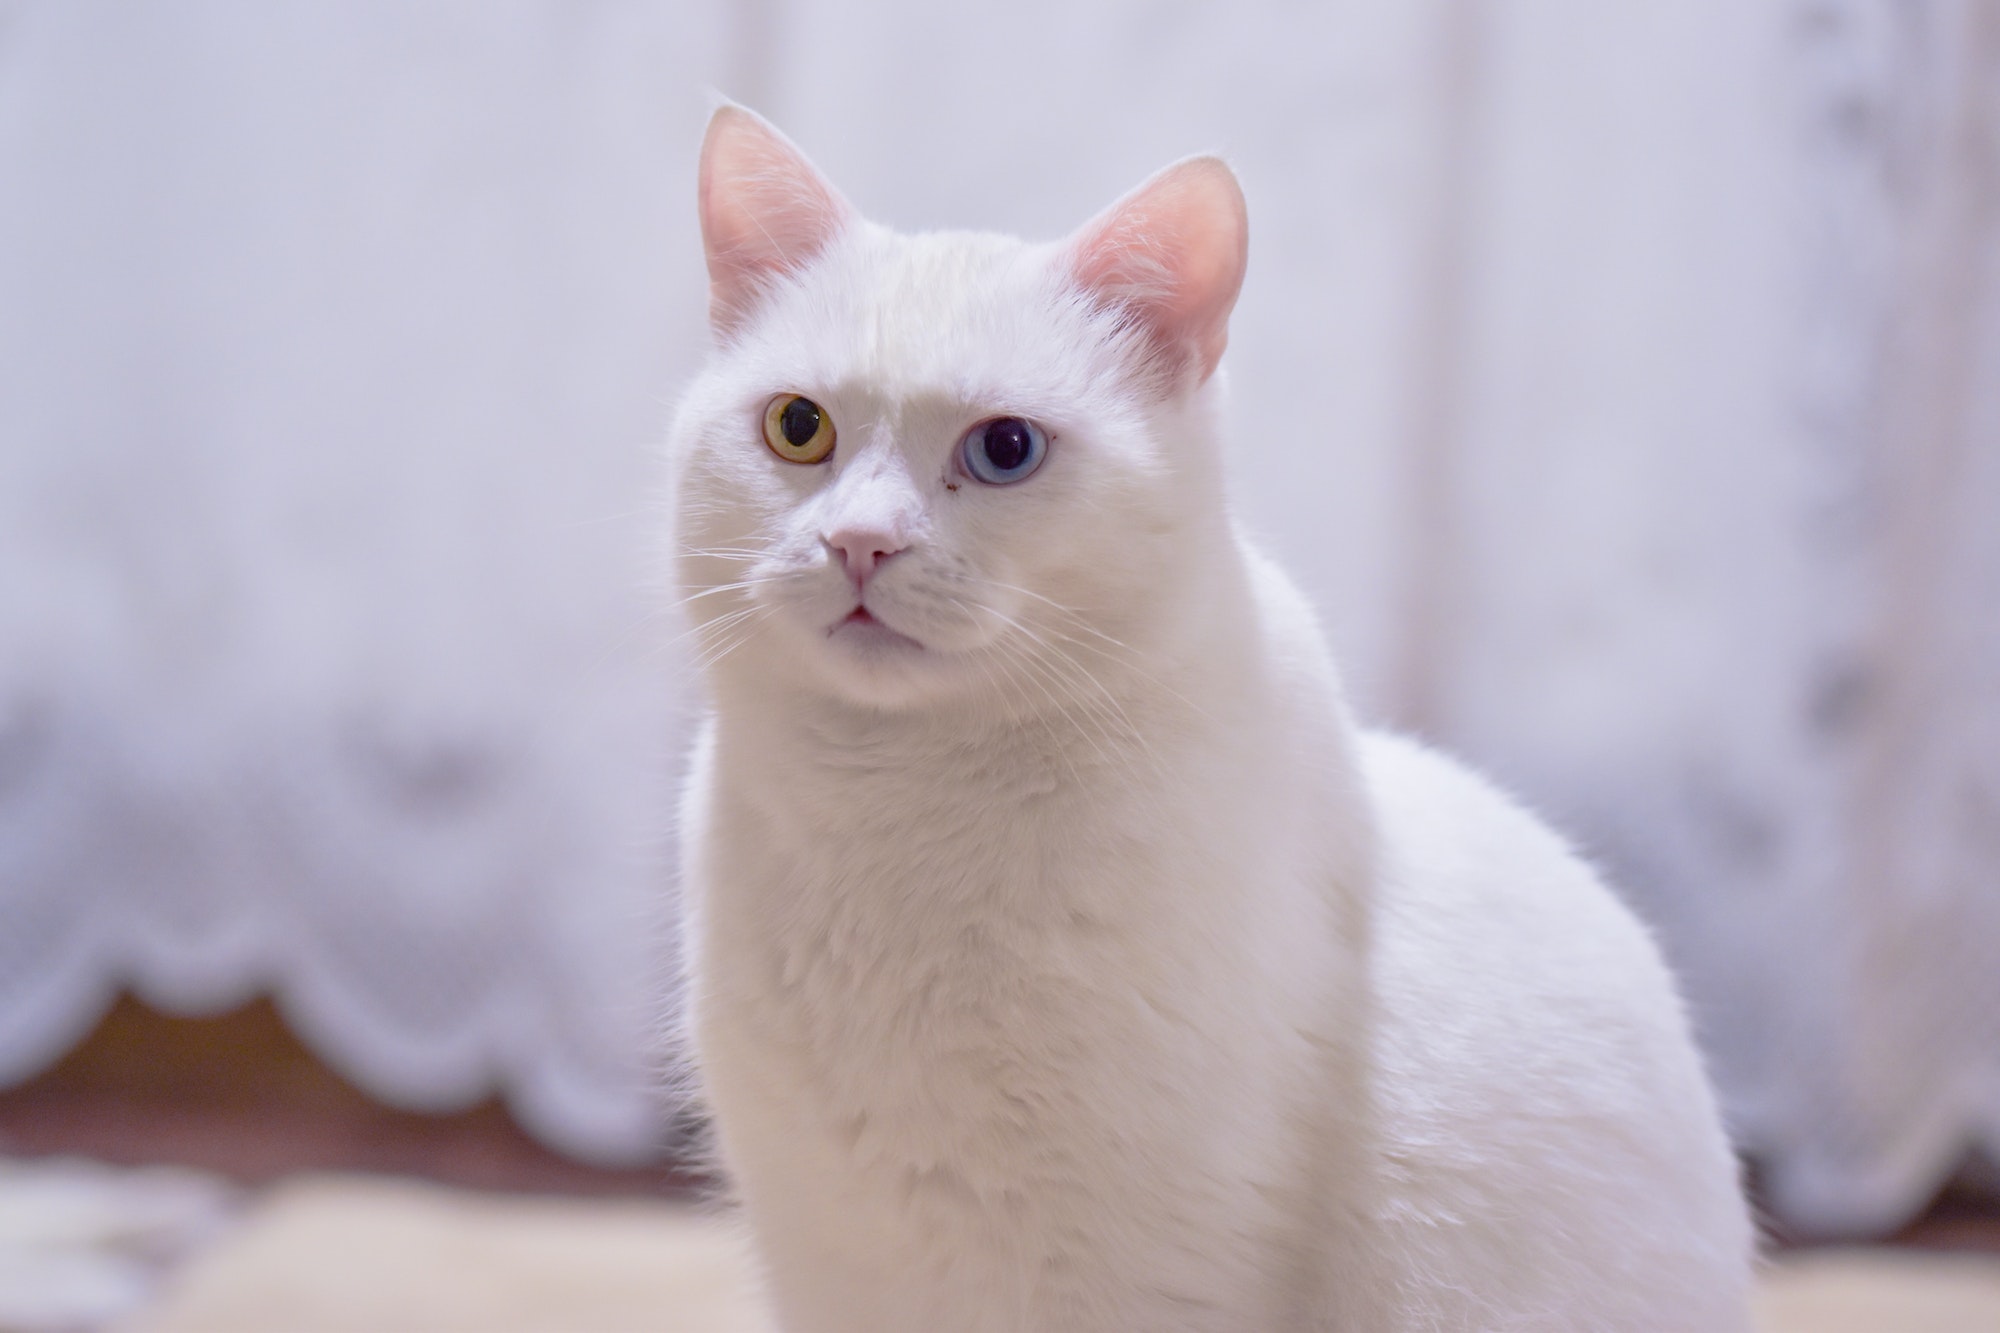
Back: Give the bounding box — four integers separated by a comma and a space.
667, 108, 1246, 713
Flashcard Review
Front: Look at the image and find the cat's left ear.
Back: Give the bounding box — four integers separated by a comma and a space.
698, 104, 855, 337
1063, 156, 1248, 387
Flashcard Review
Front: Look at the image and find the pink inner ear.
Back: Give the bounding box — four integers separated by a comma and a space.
699, 106, 853, 337
1065, 157, 1249, 386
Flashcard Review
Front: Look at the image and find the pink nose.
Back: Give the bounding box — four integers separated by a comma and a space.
824, 528, 908, 588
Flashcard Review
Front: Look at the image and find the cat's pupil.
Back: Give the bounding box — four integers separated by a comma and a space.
780, 398, 822, 447
982, 419, 1032, 472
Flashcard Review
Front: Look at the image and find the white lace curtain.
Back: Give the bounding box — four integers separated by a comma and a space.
2, 0, 1992, 1234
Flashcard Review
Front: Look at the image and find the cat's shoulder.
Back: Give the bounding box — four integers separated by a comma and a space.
1353, 728, 1564, 865
1352, 728, 1675, 1010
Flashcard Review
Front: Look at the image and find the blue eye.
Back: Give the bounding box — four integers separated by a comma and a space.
959, 417, 1048, 485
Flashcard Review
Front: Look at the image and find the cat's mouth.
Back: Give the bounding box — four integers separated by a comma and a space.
829, 604, 924, 652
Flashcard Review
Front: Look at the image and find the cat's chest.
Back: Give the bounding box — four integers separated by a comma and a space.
685, 723, 1339, 1327
695, 739, 1215, 1106
710, 759, 1147, 1017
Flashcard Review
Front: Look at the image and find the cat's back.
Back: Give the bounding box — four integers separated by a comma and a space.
1351, 731, 1756, 1331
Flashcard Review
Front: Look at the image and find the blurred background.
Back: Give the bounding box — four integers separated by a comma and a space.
1, 0, 1996, 1327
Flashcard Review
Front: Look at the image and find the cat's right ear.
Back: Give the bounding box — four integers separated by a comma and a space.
698, 105, 854, 338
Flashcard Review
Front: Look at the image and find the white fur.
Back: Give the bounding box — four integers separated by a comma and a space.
666, 115, 1754, 1332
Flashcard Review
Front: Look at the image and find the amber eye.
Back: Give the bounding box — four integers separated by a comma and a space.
762, 394, 836, 464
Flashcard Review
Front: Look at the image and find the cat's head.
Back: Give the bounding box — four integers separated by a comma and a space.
667, 106, 1247, 714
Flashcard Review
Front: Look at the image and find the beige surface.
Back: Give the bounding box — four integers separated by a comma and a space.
130, 1176, 771, 1333
131, 1174, 2000, 1333
1754, 1249, 2000, 1333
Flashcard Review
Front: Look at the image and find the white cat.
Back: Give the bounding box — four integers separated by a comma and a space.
666, 105, 1755, 1332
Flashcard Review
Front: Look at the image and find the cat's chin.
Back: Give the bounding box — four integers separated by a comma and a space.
806, 609, 962, 707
